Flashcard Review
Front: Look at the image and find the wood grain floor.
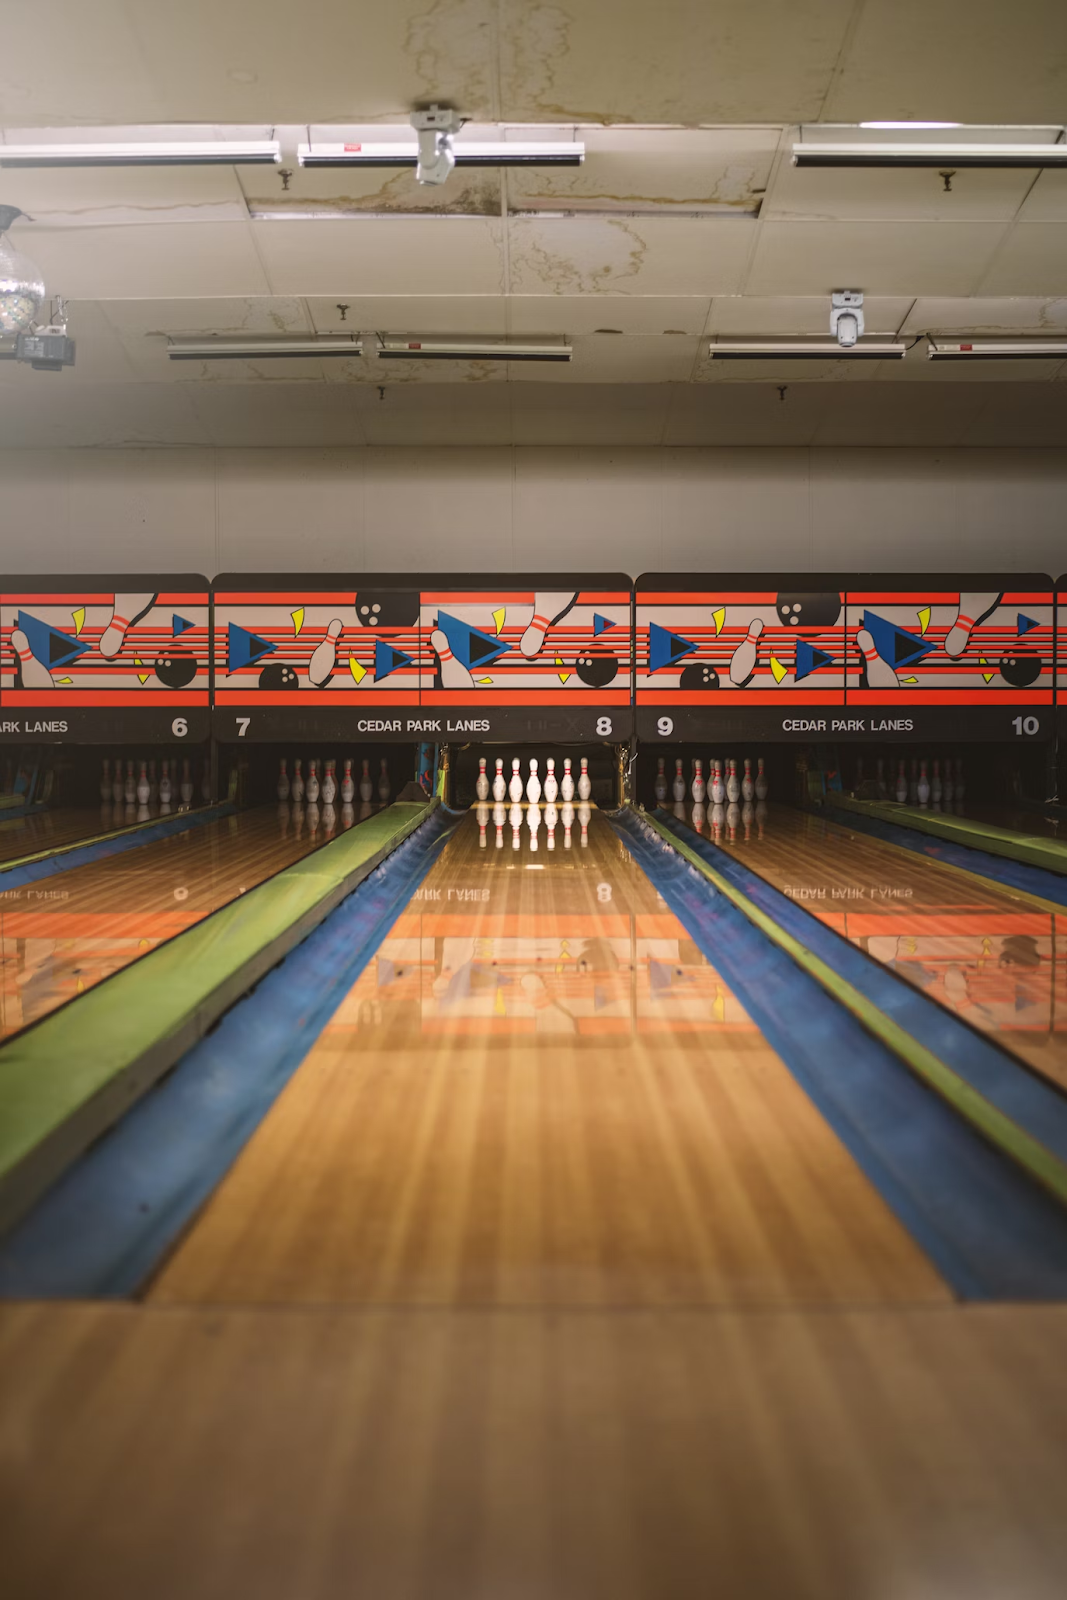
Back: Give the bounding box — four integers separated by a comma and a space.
3, 1298, 1066, 1600
698, 802, 1067, 1089
151, 811, 948, 1310
0, 806, 122, 864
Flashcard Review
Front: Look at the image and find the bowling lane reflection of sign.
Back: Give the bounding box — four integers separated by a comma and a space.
1057, 577, 1067, 735
420, 579, 633, 740
212, 577, 421, 742
0, 576, 210, 744
635, 576, 846, 741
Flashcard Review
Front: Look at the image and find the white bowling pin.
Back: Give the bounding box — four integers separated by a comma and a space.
672, 759, 686, 803
180, 759, 194, 805
10, 628, 53, 689
322, 760, 337, 805
691, 759, 706, 804
895, 761, 908, 803
944, 592, 1002, 659
159, 760, 172, 805
741, 758, 754, 802
726, 801, 740, 840
654, 758, 668, 804
527, 800, 541, 843
543, 758, 558, 804
136, 761, 150, 805
378, 759, 391, 802
577, 757, 591, 801
509, 799, 523, 849
306, 759, 320, 804
341, 758, 355, 804
277, 758, 290, 801
308, 619, 343, 687
544, 799, 558, 848
431, 626, 474, 687
856, 628, 898, 689
726, 760, 740, 804
358, 759, 372, 803
519, 591, 577, 659
111, 764, 123, 804
292, 759, 305, 803
711, 761, 726, 806
578, 800, 591, 846
491, 758, 506, 802
917, 760, 930, 807
754, 758, 768, 802
729, 618, 763, 686
691, 801, 706, 834
124, 761, 136, 804
509, 758, 524, 804
526, 758, 541, 804
475, 758, 490, 801
476, 801, 489, 848
99, 759, 111, 802
99, 593, 156, 660
560, 758, 575, 802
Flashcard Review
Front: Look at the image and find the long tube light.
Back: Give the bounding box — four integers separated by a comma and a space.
167, 337, 362, 360
792, 140, 1067, 169
378, 337, 571, 362
0, 140, 280, 168
708, 339, 907, 360
300, 140, 583, 169
927, 337, 1067, 360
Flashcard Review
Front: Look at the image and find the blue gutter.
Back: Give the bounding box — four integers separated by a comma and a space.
0, 804, 233, 893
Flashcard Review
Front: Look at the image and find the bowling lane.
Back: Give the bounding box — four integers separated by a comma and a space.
0, 806, 144, 866
695, 803, 1067, 1090
150, 809, 949, 1311
0, 803, 379, 1043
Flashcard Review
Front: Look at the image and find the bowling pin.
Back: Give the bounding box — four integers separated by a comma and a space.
944, 592, 1002, 659
378, 759, 391, 802
895, 760, 908, 803
560, 758, 575, 802
308, 619, 343, 687
954, 758, 965, 801
159, 760, 172, 805
527, 801, 541, 850
729, 618, 763, 686
544, 800, 558, 850
526, 758, 541, 804
672, 758, 686, 803
358, 759, 372, 803
577, 757, 591, 801
741, 758, 754, 802
124, 760, 136, 804
543, 758, 558, 804
856, 628, 898, 689
10, 628, 53, 689
322, 760, 337, 806
519, 591, 577, 659
509, 799, 523, 849
431, 626, 474, 688
180, 759, 194, 806
476, 801, 489, 849
654, 758, 668, 804
711, 760, 725, 806
726, 760, 740, 804
509, 758, 524, 804
475, 757, 490, 801
691, 759, 706, 804
691, 800, 706, 835
493, 801, 506, 849
754, 758, 768, 802
917, 760, 930, 807
99, 759, 111, 802
726, 801, 740, 841
931, 759, 942, 805
292, 758, 305, 803
306, 759, 320, 804
111, 763, 123, 804
341, 758, 355, 804
491, 758, 506, 803
277, 758, 290, 801
711, 801, 724, 839
136, 761, 150, 806
99, 593, 156, 660
578, 800, 590, 847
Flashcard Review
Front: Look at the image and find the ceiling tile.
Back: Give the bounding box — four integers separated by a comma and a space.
978, 225, 1067, 296
508, 216, 757, 297
745, 221, 1007, 296
253, 217, 506, 296
763, 163, 1037, 224
1017, 170, 1067, 224
307, 297, 509, 335
707, 295, 913, 334
20, 222, 271, 300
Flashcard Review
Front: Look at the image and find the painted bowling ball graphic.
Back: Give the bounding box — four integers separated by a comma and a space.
258, 662, 299, 690
355, 591, 420, 629
998, 652, 1041, 688
775, 592, 841, 628
574, 648, 617, 688
679, 662, 720, 690
153, 652, 197, 689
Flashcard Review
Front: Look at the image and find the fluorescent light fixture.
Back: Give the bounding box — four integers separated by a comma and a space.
248, 208, 489, 221
378, 337, 571, 362
299, 140, 584, 169
793, 139, 1067, 168
167, 336, 362, 360
0, 140, 280, 167
708, 339, 907, 360
927, 337, 1067, 359
860, 121, 961, 129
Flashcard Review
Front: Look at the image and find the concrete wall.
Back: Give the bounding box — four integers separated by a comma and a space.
1, 447, 1064, 576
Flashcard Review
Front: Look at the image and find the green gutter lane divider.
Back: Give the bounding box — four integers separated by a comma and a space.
0, 801, 231, 879
0, 800, 436, 1234
828, 793, 1067, 876
638, 808, 1067, 1211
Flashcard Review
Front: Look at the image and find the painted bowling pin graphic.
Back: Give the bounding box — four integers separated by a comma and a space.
491, 758, 506, 802
560, 758, 575, 802
10, 628, 54, 689
944, 592, 1002, 659
856, 627, 898, 689
654, 758, 668, 804
308, 619, 342, 687
509, 758, 524, 803
99, 593, 156, 659
475, 757, 490, 801
729, 618, 763, 686
543, 758, 558, 804
526, 758, 541, 804
519, 591, 578, 659
432, 626, 474, 688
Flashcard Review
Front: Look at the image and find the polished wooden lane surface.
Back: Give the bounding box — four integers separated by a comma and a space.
0, 802, 377, 1043
0, 806, 134, 864
690, 802, 1067, 1090
152, 810, 948, 1310
4, 1299, 1067, 1600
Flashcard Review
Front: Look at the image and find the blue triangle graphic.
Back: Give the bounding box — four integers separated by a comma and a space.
794, 639, 834, 683
593, 613, 616, 637
437, 611, 509, 672
227, 622, 275, 674
649, 621, 697, 674
374, 639, 413, 682
1017, 613, 1039, 636
862, 611, 936, 671
17, 611, 90, 671
172, 613, 195, 637
649, 959, 673, 994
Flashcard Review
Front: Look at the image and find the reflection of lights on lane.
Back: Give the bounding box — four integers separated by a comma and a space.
173, 887, 189, 901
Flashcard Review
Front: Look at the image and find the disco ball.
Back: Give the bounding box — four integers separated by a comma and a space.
0, 206, 45, 334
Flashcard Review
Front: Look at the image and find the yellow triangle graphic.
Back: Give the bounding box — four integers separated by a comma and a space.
493, 985, 506, 1016
555, 654, 571, 684
76, 978, 85, 993
348, 655, 367, 685
712, 987, 725, 1023
902, 675, 918, 684
917, 606, 931, 635
133, 656, 149, 685
138, 938, 151, 950
291, 607, 305, 637
712, 607, 726, 636
56, 676, 73, 685
770, 655, 787, 684
979, 656, 994, 684
71, 606, 85, 636
492, 607, 506, 635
